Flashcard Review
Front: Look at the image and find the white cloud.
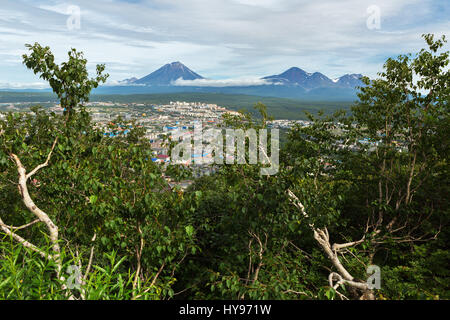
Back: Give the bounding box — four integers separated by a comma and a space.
231, 0, 287, 10
173, 77, 275, 87
103, 79, 146, 87
38, 3, 73, 15
0, 82, 49, 89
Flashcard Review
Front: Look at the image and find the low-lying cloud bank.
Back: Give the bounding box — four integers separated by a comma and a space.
172, 77, 278, 87
103, 80, 147, 87
0, 82, 49, 90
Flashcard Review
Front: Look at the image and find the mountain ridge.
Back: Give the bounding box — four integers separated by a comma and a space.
123, 62, 364, 91
112, 62, 365, 101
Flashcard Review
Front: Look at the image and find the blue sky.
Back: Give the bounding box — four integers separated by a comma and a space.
0, 0, 448, 88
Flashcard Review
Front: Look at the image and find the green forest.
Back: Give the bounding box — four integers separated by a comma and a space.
0, 91, 352, 120
0, 34, 448, 300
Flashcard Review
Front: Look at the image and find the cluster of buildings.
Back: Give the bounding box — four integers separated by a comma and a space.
267, 119, 311, 129
86, 101, 243, 189
1, 98, 412, 189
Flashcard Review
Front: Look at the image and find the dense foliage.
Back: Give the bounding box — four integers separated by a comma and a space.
0, 35, 448, 300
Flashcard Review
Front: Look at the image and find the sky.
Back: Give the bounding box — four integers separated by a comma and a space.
0, 0, 448, 89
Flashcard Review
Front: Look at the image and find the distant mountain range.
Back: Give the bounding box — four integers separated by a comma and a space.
113, 62, 364, 101
262, 67, 363, 90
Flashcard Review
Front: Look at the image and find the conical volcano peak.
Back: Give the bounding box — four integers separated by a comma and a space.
263, 67, 314, 85
167, 61, 185, 67
134, 62, 204, 85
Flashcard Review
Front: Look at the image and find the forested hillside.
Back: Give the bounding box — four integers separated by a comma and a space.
0, 91, 352, 120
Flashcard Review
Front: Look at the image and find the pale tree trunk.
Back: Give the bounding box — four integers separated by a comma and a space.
287, 189, 374, 300
0, 138, 66, 282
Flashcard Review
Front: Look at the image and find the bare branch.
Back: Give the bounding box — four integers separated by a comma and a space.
133, 262, 165, 300
0, 218, 52, 260
287, 189, 371, 297
83, 233, 97, 281
249, 231, 266, 284
26, 137, 58, 180
0, 218, 40, 231
133, 224, 145, 291
9, 152, 62, 277
282, 289, 310, 297
332, 237, 365, 251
